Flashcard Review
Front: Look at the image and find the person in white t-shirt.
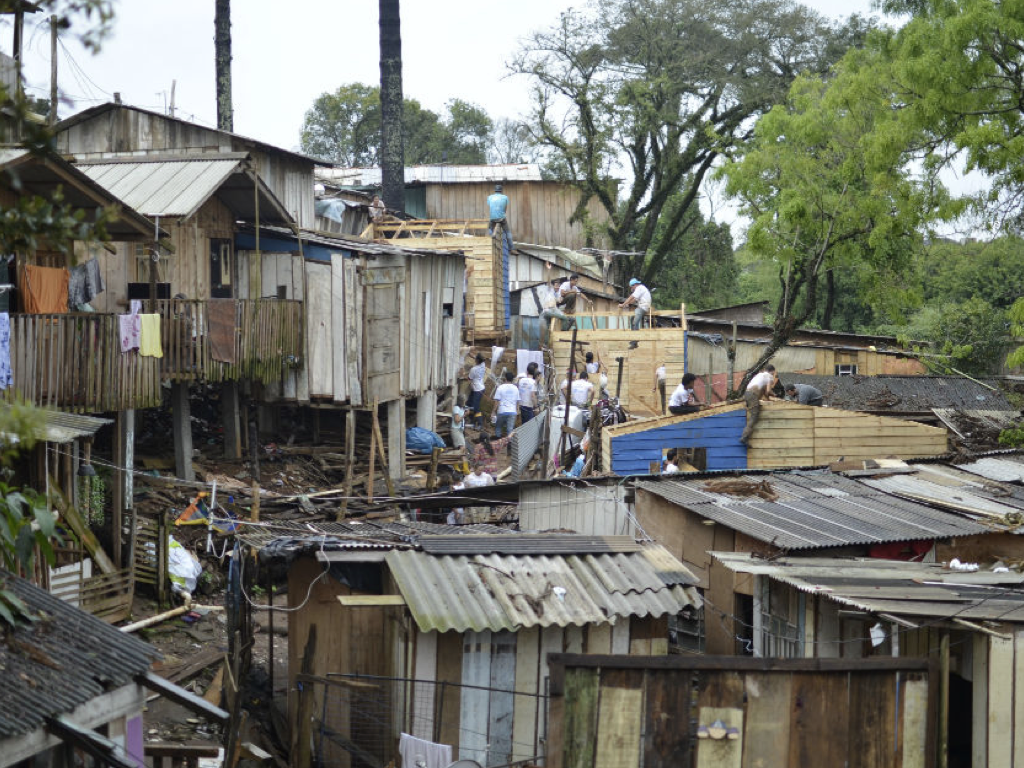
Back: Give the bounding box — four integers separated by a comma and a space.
491, 370, 521, 438
663, 448, 680, 474
668, 372, 700, 415
517, 362, 539, 423
462, 464, 495, 522
741, 364, 777, 444
570, 370, 595, 408
466, 353, 487, 429
653, 363, 667, 413
619, 278, 652, 330
446, 474, 467, 524
557, 273, 592, 316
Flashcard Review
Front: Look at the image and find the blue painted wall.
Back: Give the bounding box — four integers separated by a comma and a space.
610, 410, 747, 474
234, 232, 348, 263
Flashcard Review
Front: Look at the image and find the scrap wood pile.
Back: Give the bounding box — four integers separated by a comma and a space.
703, 478, 779, 502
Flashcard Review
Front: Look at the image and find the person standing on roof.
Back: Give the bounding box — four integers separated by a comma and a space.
487, 184, 509, 236
369, 194, 386, 222
620, 278, 652, 330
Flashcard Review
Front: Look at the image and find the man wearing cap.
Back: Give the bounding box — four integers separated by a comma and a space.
620, 278, 652, 330
487, 184, 509, 236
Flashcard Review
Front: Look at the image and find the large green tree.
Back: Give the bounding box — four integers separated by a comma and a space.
721, 48, 952, 388
880, 0, 1024, 229
300, 84, 492, 167
511, 0, 870, 280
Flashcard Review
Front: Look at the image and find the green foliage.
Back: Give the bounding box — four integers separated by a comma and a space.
719, 46, 953, 386
999, 425, 1024, 448
918, 237, 1024, 310
914, 297, 1008, 376
646, 207, 737, 311
878, 0, 1024, 229
513, 0, 865, 276
1007, 297, 1024, 370
300, 83, 493, 166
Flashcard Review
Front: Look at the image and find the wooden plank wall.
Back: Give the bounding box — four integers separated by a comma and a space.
603, 408, 748, 474
423, 181, 611, 250
551, 325, 687, 416
402, 253, 464, 396
547, 659, 935, 768
964, 628, 1024, 768
408, 618, 669, 765
746, 401, 948, 468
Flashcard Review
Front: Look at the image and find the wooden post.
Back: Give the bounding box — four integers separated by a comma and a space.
249, 409, 260, 484
48, 15, 57, 127
171, 384, 194, 482
615, 356, 624, 398
706, 353, 714, 405
427, 446, 442, 490
250, 481, 260, 522
726, 321, 738, 398
266, 565, 274, 719
292, 628, 317, 766
939, 630, 949, 768
340, 409, 356, 518
559, 327, 578, 466
367, 416, 377, 504
416, 390, 437, 431
221, 382, 242, 460
386, 399, 404, 482
376, 402, 397, 497
112, 410, 135, 568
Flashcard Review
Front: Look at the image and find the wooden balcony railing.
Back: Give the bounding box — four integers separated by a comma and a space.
5, 299, 304, 412
7, 313, 162, 412
154, 298, 304, 385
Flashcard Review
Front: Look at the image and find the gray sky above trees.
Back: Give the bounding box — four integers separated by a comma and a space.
12, 0, 874, 156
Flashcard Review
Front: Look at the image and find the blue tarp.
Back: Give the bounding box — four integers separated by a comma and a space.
406, 427, 446, 454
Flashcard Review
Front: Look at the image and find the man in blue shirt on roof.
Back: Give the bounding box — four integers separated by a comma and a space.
487, 184, 509, 236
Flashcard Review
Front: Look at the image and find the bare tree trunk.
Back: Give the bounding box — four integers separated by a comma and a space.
214, 0, 233, 132
379, 0, 405, 215
822, 268, 835, 330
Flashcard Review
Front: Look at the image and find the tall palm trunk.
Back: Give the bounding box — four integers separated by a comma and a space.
214, 0, 232, 132
379, 0, 405, 214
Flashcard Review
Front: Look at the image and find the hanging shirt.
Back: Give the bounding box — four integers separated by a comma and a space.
138, 314, 163, 358
0, 312, 11, 389
119, 313, 141, 352
494, 382, 520, 414
22, 265, 69, 314
468, 362, 486, 392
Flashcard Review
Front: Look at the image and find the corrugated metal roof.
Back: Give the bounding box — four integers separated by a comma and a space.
637, 471, 990, 550
386, 545, 700, 633
862, 464, 1024, 524
0, 569, 159, 739
0, 406, 111, 444
242, 519, 514, 553
957, 454, 1024, 484
318, 164, 544, 186
77, 156, 243, 217
417, 535, 641, 555
784, 374, 1013, 413
712, 552, 1024, 623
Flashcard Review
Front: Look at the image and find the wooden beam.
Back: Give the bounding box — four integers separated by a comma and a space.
337, 594, 406, 607
137, 671, 229, 723
46, 716, 137, 768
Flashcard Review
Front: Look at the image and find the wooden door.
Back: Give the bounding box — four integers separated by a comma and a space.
362, 267, 403, 402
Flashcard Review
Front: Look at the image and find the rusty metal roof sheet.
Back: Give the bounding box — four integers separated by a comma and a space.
0, 569, 159, 739
712, 553, 1024, 623
386, 545, 700, 633
637, 471, 989, 550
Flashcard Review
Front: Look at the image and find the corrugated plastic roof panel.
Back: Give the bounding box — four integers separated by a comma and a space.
958, 455, 1024, 484
386, 546, 700, 633
637, 471, 990, 550
863, 470, 1024, 521
78, 157, 241, 217
712, 553, 1024, 622
0, 569, 159, 739
319, 164, 544, 186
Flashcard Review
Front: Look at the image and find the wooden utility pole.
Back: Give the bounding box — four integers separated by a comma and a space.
379, 0, 405, 214
214, 0, 233, 132
49, 15, 57, 126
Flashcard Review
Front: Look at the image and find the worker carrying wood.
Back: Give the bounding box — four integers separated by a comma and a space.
784, 382, 824, 406
619, 278, 652, 330
487, 184, 509, 236
557, 273, 593, 316
740, 364, 777, 445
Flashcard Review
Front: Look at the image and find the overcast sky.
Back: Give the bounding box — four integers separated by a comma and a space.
11, 0, 881, 155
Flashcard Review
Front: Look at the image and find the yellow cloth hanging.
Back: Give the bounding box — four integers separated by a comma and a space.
138, 313, 163, 358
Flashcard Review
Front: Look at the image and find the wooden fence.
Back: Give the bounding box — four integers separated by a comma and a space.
547, 654, 936, 768
155, 298, 304, 385
7, 313, 162, 412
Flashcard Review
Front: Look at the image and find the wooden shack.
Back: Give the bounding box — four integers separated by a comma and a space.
285, 535, 700, 768
320, 164, 613, 250
56, 102, 318, 228
601, 401, 949, 475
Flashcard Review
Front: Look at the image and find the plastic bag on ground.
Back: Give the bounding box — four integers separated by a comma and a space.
168, 536, 203, 595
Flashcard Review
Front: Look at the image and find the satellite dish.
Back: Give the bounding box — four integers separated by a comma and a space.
446, 761, 483, 768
